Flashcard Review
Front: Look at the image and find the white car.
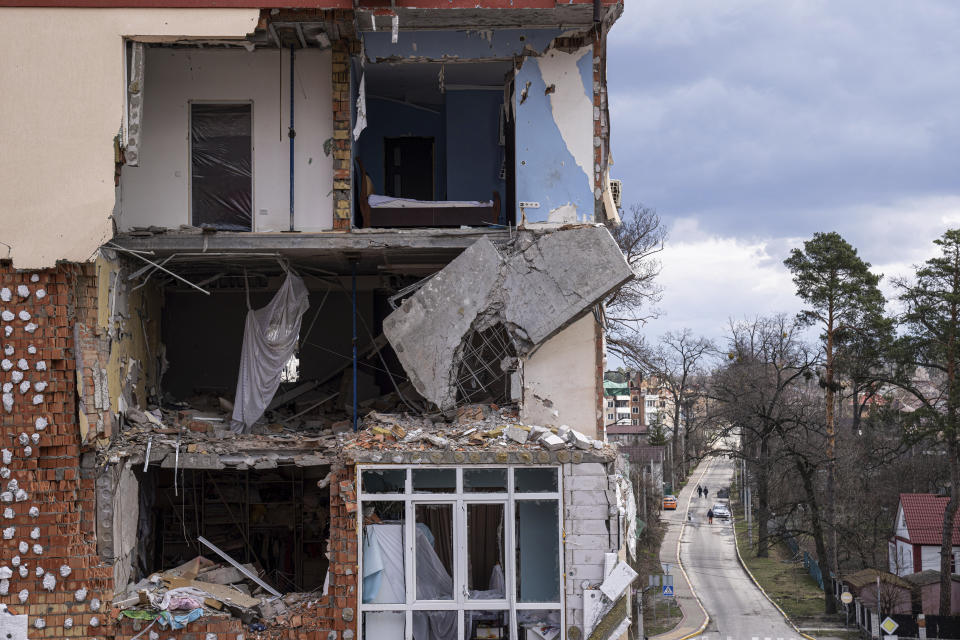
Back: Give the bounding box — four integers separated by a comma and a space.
711, 503, 730, 521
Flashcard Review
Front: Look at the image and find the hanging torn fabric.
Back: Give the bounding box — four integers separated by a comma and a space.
230, 272, 310, 433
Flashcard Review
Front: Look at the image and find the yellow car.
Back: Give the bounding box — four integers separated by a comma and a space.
662, 495, 678, 510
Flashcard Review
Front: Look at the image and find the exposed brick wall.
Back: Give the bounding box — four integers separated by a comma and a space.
331, 38, 354, 231
0, 261, 111, 638
111, 466, 358, 640
592, 28, 610, 222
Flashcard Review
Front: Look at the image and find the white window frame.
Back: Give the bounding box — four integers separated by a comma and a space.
357, 465, 565, 640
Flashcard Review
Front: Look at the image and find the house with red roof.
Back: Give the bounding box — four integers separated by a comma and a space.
889, 493, 960, 576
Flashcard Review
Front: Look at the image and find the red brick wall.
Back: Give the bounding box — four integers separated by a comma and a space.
3, 262, 362, 640
0, 262, 112, 638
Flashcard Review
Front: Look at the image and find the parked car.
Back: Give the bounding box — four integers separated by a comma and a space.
662, 495, 678, 510
712, 503, 730, 521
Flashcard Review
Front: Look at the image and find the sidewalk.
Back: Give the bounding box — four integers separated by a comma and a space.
651, 460, 713, 640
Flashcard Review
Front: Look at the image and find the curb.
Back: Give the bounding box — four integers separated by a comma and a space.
731, 514, 817, 640
671, 461, 713, 640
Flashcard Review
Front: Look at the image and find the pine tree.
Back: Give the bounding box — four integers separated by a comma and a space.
784, 232, 885, 615
895, 229, 960, 616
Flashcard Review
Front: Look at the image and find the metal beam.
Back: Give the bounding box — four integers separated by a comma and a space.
198, 535, 283, 598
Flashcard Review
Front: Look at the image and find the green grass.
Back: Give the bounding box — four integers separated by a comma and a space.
732, 516, 829, 620
642, 600, 683, 636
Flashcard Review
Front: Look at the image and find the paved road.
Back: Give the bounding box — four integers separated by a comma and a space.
655, 456, 810, 640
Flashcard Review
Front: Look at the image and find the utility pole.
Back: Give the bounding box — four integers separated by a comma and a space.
746, 464, 752, 547
642, 467, 648, 523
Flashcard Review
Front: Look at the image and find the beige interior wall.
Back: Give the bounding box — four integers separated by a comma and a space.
0, 8, 259, 270
520, 313, 602, 437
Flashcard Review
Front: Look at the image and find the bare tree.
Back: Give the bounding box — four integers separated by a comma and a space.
606, 204, 666, 359
621, 328, 713, 488
709, 315, 816, 559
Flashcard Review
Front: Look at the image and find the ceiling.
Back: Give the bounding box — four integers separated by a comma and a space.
364, 60, 512, 107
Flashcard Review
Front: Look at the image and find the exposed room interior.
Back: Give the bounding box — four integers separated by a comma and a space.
108, 241, 522, 436
134, 465, 331, 593
354, 60, 515, 228
117, 20, 337, 234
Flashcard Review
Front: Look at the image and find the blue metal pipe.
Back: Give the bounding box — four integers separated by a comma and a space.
288, 45, 296, 232
352, 260, 358, 432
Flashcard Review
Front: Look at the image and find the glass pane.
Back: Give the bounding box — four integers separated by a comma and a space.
465, 610, 508, 640
415, 504, 454, 600
515, 500, 560, 602
467, 503, 505, 597
515, 468, 557, 493
413, 610, 458, 640
413, 468, 456, 493
363, 611, 405, 640
464, 468, 507, 493
362, 501, 405, 604
516, 610, 561, 640
362, 469, 405, 494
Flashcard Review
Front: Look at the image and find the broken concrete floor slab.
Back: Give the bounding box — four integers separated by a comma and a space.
383, 227, 632, 412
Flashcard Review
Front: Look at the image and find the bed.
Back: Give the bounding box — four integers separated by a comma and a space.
357, 163, 501, 228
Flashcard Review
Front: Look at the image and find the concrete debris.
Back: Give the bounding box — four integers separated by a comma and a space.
567, 428, 592, 450
105, 396, 614, 470
384, 227, 633, 412
539, 433, 567, 451
504, 425, 530, 444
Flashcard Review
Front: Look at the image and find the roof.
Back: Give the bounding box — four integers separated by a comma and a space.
617, 444, 665, 463
902, 570, 960, 587
603, 380, 629, 396
844, 569, 912, 591
606, 424, 645, 435
899, 493, 960, 546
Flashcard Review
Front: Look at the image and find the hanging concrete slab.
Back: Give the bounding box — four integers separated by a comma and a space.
383, 226, 632, 411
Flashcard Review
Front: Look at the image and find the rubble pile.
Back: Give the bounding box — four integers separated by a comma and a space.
116, 555, 318, 634
346, 403, 614, 455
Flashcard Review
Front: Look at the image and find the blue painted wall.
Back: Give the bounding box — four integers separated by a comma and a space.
356, 97, 444, 198
363, 29, 565, 62
444, 90, 505, 203
514, 51, 595, 223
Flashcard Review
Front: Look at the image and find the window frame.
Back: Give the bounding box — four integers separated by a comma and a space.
357, 465, 564, 640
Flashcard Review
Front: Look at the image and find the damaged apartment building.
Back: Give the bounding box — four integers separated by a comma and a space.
0, 0, 639, 639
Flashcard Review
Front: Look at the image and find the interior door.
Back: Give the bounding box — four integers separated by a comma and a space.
384, 137, 435, 200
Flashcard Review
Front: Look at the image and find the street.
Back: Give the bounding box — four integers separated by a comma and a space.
654, 456, 808, 640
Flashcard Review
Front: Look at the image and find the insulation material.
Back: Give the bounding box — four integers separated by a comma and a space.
353, 72, 367, 141
125, 42, 145, 166
190, 103, 253, 231
0, 611, 27, 640
230, 273, 310, 432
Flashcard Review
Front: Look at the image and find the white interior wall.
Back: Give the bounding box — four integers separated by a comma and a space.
521, 314, 600, 437
0, 8, 259, 269
119, 47, 333, 232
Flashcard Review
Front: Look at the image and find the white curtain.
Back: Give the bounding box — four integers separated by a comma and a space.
230, 272, 309, 433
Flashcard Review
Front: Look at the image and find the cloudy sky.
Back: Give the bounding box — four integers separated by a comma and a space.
607, 0, 960, 344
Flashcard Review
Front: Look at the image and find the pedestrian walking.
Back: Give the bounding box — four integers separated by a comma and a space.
703, 486, 709, 499
707, 508, 714, 524
697, 485, 702, 498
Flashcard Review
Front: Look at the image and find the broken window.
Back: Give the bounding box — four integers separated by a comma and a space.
135, 465, 329, 593
190, 102, 253, 231
358, 466, 563, 640
455, 324, 517, 406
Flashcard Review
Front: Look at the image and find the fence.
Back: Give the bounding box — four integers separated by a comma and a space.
842, 593, 960, 639
778, 525, 825, 589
